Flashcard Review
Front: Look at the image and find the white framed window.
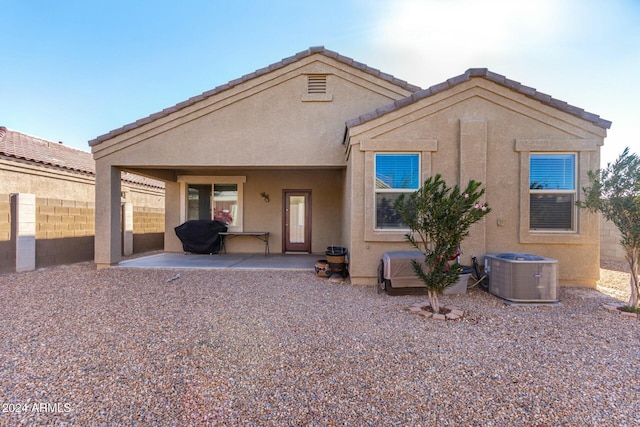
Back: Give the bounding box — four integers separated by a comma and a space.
179, 176, 245, 232
374, 153, 420, 230
529, 153, 576, 231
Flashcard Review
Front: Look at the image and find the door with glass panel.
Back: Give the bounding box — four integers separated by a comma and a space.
283, 190, 311, 252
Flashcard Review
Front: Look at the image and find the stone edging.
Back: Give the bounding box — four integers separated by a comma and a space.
408, 302, 464, 320
602, 302, 639, 319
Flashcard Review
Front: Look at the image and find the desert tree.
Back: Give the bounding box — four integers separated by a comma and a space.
395, 174, 491, 312
578, 147, 640, 308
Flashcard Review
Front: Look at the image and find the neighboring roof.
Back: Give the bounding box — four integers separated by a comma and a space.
346, 68, 612, 130
89, 46, 423, 146
0, 126, 164, 189
0, 126, 94, 174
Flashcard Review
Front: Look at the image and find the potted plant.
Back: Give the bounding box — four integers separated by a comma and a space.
395, 174, 491, 313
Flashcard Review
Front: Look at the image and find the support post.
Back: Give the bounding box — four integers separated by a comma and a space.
122, 201, 133, 256
94, 163, 122, 268
164, 181, 182, 252
11, 193, 36, 272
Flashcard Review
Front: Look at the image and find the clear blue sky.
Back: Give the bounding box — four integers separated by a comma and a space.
2, 0, 638, 166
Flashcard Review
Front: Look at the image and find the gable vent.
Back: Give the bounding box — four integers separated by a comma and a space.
307, 75, 327, 94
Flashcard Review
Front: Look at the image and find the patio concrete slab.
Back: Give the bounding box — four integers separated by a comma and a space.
117, 252, 323, 271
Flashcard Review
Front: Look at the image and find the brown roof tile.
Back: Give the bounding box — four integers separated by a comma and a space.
0, 127, 94, 174
346, 68, 612, 130
89, 46, 422, 146
0, 127, 164, 189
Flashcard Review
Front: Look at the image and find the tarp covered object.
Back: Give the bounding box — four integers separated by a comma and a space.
174, 220, 228, 254
382, 251, 426, 288
380, 251, 472, 294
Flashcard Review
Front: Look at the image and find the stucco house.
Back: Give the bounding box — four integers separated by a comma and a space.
90, 46, 611, 287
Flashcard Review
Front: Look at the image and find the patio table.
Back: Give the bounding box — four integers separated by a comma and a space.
219, 232, 270, 256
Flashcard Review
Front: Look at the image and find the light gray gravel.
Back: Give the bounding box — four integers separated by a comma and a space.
1, 263, 639, 426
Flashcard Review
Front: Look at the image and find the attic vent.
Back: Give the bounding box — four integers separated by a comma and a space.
307, 75, 327, 94
301, 74, 332, 102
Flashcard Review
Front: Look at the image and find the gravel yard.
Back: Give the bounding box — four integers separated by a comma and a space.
0, 261, 638, 426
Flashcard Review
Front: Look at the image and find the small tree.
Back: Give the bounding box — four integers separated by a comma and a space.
578, 147, 640, 308
395, 174, 491, 312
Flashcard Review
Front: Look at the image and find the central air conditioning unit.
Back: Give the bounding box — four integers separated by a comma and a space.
484, 253, 558, 303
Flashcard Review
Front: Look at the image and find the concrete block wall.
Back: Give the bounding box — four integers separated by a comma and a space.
36, 197, 95, 239
0, 194, 11, 272
0, 194, 9, 239
600, 215, 626, 262
0, 193, 165, 273
35, 197, 96, 268
133, 207, 165, 253
133, 207, 164, 234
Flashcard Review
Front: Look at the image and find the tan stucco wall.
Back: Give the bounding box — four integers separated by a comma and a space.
1, 158, 164, 212
1, 158, 95, 200
347, 78, 606, 287
92, 56, 413, 170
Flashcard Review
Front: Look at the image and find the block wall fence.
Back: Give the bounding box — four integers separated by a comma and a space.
0, 195, 12, 272
0, 193, 164, 273
600, 215, 627, 263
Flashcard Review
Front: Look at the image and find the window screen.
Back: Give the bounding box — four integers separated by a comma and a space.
530, 154, 575, 190
375, 153, 420, 229
529, 153, 576, 231
530, 194, 575, 229
375, 154, 420, 189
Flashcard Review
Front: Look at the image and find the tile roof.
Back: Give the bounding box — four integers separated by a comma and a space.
89, 46, 423, 146
0, 126, 164, 189
346, 68, 612, 130
1, 127, 94, 174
